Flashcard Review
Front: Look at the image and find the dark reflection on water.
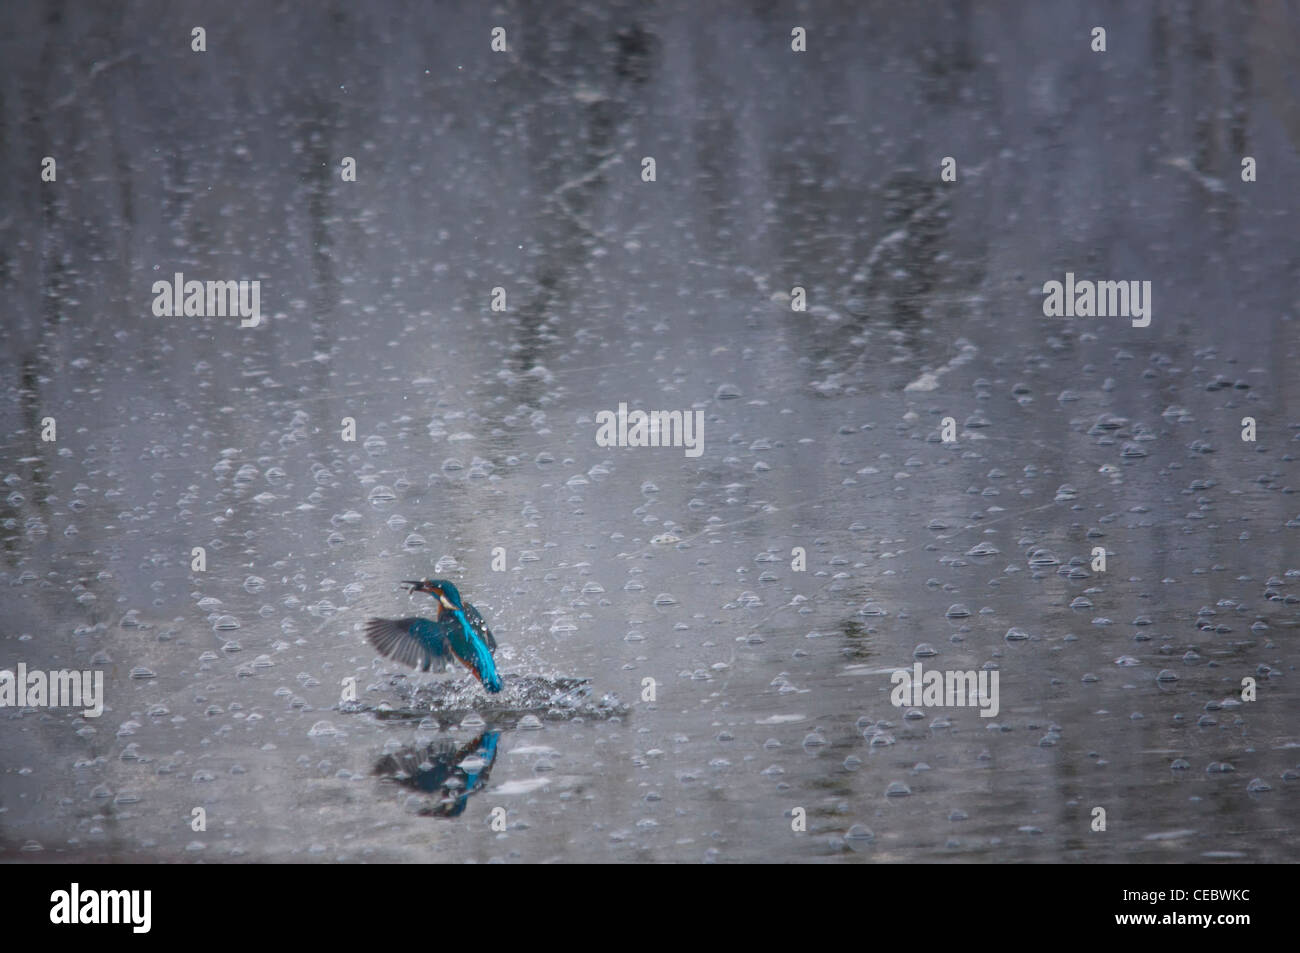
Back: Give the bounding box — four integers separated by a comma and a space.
374, 731, 500, 818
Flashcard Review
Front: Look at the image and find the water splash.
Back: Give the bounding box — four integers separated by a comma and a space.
339, 673, 629, 726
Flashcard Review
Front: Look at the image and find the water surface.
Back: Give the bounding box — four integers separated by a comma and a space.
1, 1, 1297, 862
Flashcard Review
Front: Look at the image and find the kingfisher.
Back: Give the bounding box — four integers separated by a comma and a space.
364, 579, 503, 693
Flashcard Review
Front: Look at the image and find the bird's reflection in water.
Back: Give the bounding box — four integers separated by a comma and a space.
373, 730, 500, 817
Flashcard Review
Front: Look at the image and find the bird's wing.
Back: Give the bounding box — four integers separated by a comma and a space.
461, 601, 497, 652
364, 617, 450, 671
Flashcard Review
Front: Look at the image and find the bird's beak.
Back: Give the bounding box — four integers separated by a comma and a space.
402, 580, 426, 593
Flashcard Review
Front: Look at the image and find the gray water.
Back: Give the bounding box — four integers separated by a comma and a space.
1, 1, 1297, 863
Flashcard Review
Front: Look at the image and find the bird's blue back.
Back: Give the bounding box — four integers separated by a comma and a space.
443, 607, 503, 693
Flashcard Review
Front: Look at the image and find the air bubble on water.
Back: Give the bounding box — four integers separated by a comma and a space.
845, 824, 874, 845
